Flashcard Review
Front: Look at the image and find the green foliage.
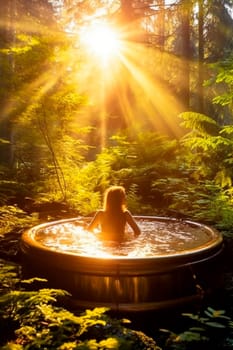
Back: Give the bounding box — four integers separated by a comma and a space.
2, 36, 233, 229
13, 79, 91, 202
0, 205, 38, 236
0, 263, 159, 349
0, 16, 92, 205
0, 0, 233, 238
74, 131, 180, 215
180, 112, 220, 136
0, 179, 28, 206
211, 55, 233, 108
153, 176, 233, 229
169, 111, 233, 229
161, 307, 233, 350
0, 264, 21, 293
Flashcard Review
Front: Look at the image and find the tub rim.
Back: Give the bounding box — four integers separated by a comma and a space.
20, 216, 223, 266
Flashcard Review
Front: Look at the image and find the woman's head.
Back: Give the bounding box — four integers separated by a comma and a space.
103, 186, 126, 212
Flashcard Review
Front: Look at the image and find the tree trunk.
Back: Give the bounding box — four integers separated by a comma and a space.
0, 0, 16, 167
181, 0, 191, 110
198, 0, 204, 113
158, 0, 165, 50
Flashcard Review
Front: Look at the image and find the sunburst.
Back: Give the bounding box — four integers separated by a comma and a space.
80, 21, 123, 64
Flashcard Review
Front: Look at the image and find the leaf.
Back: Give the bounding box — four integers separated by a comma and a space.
205, 322, 226, 328
213, 94, 233, 106
21, 277, 48, 284
206, 307, 228, 317
121, 318, 131, 324
0, 343, 23, 349
182, 313, 200, 321
179, 112, 220, 136
0, 138, 10, 144
99, 337, 120, 349
189, 327, 206, 332
220, 125, 233, 136
58, 342, 77, 350
178, 331, 203, 342
204, 310, 214, 318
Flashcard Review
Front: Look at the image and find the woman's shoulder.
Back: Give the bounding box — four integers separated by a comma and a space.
96, 209, 104, 215
93, 209, 104, 218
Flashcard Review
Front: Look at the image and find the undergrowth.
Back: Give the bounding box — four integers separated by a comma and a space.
0, 262, 160, 349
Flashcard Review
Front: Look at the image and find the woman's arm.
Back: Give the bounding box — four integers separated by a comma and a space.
87, 211, 102, 231
125, 211, 141, 237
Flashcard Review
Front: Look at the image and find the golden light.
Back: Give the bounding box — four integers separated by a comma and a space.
81, 22, 122, 61
0, 2, 187, 161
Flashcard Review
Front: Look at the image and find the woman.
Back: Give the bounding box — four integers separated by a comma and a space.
88, 186, 141, 242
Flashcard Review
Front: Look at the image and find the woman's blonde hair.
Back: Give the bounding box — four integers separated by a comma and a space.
103, 186, 126, 212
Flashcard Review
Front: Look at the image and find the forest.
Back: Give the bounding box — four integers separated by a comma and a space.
1, 0, 233, 349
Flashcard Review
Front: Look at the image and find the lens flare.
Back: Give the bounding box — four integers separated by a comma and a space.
81, 22, 122, 61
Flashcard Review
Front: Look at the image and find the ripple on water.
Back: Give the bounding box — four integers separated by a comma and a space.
35, 218, 214, 257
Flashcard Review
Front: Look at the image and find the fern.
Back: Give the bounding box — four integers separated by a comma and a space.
179, 112, 220, 136
0, 264, 159, 349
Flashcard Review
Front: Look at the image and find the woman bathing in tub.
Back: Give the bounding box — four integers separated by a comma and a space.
87, 186, 141, 242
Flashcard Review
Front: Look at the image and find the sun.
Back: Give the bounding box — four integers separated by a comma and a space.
81, 21, 122, 61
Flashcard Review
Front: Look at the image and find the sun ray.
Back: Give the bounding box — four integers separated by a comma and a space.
80, 21, 123, 65
71, 14, 186, 140
0, 10, 186, 148
117, 44, 183, 136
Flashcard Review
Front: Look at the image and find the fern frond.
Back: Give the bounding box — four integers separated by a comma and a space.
220, 125, 233, 137
179, 112, 220, 136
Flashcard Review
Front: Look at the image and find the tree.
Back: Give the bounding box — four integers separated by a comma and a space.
180, 0, 192, 109
0, 0, 57, 167
198, 0, 204, 113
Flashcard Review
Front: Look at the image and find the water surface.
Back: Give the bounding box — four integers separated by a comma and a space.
34, 217, 215, 257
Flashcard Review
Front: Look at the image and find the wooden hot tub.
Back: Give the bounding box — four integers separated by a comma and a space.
20, 216, 224, 312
